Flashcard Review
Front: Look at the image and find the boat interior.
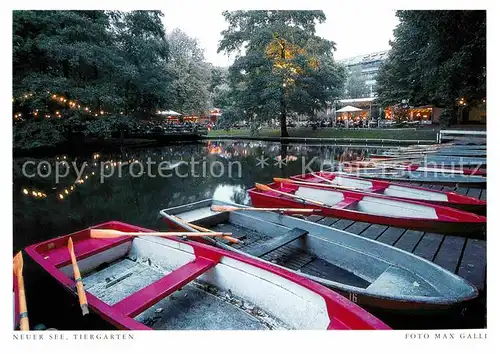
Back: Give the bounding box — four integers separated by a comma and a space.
163, 200, 472, 303
287, 186, 439, 219
55, 224, 332, 330
318, 175, 449, 202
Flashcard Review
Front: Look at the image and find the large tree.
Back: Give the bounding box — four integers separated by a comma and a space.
376, 10, 486, 124
218, 10, 345, 137
343, 65, 370, 99
13, 10, 171, 119
165, 29, 212, 115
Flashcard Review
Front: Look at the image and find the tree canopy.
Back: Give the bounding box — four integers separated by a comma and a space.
13, 10, 215, 150
342, 65, 370, 99
376, 10, 486, 117
218, 10, 346, 136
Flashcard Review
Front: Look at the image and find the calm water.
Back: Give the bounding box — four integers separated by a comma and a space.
13, 140, 485, 329
13, 140, 381, 252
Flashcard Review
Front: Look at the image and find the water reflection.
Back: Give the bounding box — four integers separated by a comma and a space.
13, 140, 382, 252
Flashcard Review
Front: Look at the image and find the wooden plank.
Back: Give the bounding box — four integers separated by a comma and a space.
455, 187, 469, 196
376, 227, 406, 246
345, 221, 371, 235
316, 217, 339, 226
441, 186, 456, 192
433, 236, 467, 273
430, 185, 444, 191
247, 228, 308, 257
331, 219, 355, 230
113, 258, 216, 317
306, 215, 324, 223
394, 230, 425, 252
360, 224, 388, 240
466, 188, 482, 199
479, 189, 487, 201
457, 239, 487, 291
412, 233, 444, 261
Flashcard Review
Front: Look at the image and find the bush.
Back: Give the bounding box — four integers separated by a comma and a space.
439, 108, 454, 128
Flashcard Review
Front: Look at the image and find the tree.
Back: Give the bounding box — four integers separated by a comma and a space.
165, 29, 211, 115
218, 10, 345, 137
343, 65, 370, 99
209, 65, 232, 109
376, 10, 486, 125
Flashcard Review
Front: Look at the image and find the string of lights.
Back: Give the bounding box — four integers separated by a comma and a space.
13, 91, 115, 121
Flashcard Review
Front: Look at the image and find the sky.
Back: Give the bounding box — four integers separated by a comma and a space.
161, 6, 400, 67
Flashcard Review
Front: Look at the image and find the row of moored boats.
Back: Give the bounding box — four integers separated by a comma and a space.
13, 143, 486, 331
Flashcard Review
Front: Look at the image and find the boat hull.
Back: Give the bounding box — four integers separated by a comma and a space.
159, 199, 479, 321
291, 172, 486, 215
248, 183, 486, 238
23, 221, 389, 330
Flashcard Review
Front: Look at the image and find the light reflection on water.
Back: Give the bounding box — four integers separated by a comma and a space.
13, 140, 382, 251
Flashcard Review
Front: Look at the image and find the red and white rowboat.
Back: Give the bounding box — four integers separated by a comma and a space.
291, 172, 486, 214
248, 182, 486, 238
24, 221, 389, 330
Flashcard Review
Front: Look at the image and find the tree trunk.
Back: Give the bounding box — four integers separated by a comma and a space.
280, 41, 289, 138
280, 95, 288, 137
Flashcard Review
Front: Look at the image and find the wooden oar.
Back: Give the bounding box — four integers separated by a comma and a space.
254, 183, 329, 207
169, 215, 242, 244
68, 238, 89, 316
89, 229, 233, 239
13, 252, 29, 331
210, 205, 320, 214
273, 177, 359, 191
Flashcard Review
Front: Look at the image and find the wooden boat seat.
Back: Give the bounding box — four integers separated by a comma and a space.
112, 257, 217, 317
246, 228, 308, 257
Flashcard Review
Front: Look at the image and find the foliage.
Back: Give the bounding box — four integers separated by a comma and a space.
13, 11, 216, 150
376, 10, 486, 112
165, 29, 212, 115
342, 65, 370, 99
438, 108, 454, 128
13, 119, 66, 150
218, 10, 346, 137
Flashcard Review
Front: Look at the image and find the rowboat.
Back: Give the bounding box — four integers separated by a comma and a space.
23, 221, 389, 330
371, 155, 487, 167
343, 161, 486, 176
290, 172, 486, 214
372, 149, 486, 158
159, 199, 478, 314
340, 170, 487, 188
248, 182, 486, 237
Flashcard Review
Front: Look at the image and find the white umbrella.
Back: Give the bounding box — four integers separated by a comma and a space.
335, 105, 363, 113
158, 110, 182, 116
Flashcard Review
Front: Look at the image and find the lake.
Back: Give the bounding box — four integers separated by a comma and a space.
13, 140, 382, 253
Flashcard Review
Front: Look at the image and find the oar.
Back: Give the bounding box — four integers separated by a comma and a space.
68, 238, 89, 316
89, 229, 233, 239
210, 205, 320, 214
169, 214, 242, 244
13, 252, 29, 331
254, 183, 328, 207
310, 172, 349, 185
273, 177, 359, 191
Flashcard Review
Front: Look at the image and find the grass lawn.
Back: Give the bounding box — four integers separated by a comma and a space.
207, 127, 439, 140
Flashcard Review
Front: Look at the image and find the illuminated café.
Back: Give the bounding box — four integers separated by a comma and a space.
384, 105, 439, 124
157, 108, 222, 124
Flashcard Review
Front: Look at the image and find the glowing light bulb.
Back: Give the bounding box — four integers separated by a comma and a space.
23, 189, 28, 195
64, 189, 69, 194
59, 194, 64, 199
32, 191, 37, 197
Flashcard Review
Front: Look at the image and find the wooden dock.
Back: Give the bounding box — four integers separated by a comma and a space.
303, 183, 487, 293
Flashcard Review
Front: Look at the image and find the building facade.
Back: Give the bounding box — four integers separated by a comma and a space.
338, 50, 389, 98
